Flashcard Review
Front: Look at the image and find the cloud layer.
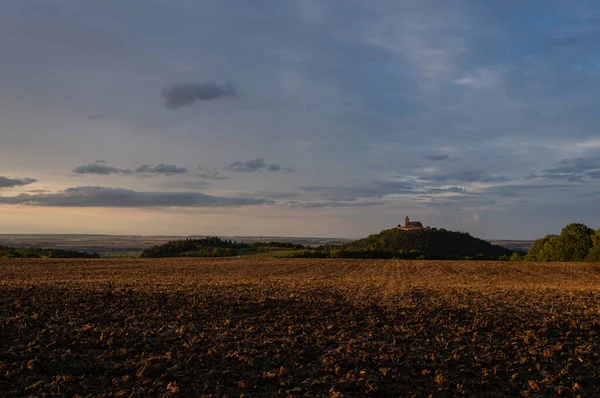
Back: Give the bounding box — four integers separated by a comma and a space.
0, 186, 271, 207
74, 163, 188, 176
1, 1, 600, 238
542, 156, 600, 181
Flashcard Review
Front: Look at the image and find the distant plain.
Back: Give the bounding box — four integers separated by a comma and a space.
0, 234, 352, 257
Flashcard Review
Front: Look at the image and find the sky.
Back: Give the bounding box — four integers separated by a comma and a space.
1, 0, 599, 239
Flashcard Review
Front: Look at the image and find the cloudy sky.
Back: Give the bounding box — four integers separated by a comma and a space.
1, 0, 599, 239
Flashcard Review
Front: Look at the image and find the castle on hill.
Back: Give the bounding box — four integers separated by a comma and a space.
397, 216, 430, 231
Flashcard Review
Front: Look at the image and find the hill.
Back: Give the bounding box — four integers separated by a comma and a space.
346, 228, 515, 259
140, 237, 304, 258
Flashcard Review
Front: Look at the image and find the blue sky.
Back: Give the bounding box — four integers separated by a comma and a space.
0, 0, 599, 239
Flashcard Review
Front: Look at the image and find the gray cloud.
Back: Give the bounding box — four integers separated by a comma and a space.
542, 156, 600, 181
425, 186, 467, 194
288, 200, 388, 208
424, 154, 450, 161
588, 170, 600, 179
245, 191, 300, 200
545, 157, 600, 174
0, 186, 271, 207
227, 158, 292, 172
0, 177, 37, 189
197, 167, 229, 180
95, 160, 106, 164
420, 171, 510, 183
74, 164, 133, 175
523, 173, 539, 180
302, 181, 414, 201
483, 183, 575, 198
227, 158, 267, 172
135, 164, 189, 175
161, 180, 213, 190
302, 182, 475, 207
161, 81, 236, 109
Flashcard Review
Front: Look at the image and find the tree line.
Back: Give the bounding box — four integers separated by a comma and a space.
140, 237, 305, 258
525, 223, 600, 262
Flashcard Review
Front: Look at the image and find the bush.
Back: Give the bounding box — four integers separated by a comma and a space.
509, 252, 523, 262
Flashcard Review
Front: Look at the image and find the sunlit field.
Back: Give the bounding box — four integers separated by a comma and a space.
2, 258, 600, 396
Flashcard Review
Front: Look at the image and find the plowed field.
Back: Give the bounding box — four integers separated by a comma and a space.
2, 258, 600, 396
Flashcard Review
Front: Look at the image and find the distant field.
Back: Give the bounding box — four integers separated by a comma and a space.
1, 258, 600, 396
0, 234, 351, 257
489, 240, 533, 252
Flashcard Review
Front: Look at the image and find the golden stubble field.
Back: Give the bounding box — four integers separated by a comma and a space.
1, 258, 600, 397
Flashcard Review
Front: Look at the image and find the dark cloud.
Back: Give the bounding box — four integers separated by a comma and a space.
197, 167, 229, 180
135, 164, 189, 175
542, 156, 600, 181
73, 164, 133, 175
161, 81, 236, 109
0, 186, 271, 207
74, 163, 189, 176
588, 170, 600, 179
424, 154, 450, 161
545, 157, 600, 174
226, 158, 291, 172
0, 177, 37, 189
227, 158, 268, 172
421, 171, 510, 183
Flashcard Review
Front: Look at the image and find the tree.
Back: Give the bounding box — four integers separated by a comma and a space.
510, 252, 524, 261
526, 234, 555, 261
526, 224, 596, 262
556, 223, 594, 261
586, 230, 600, 262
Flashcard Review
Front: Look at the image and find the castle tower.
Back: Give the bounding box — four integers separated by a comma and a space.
405, 216, 410, 227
